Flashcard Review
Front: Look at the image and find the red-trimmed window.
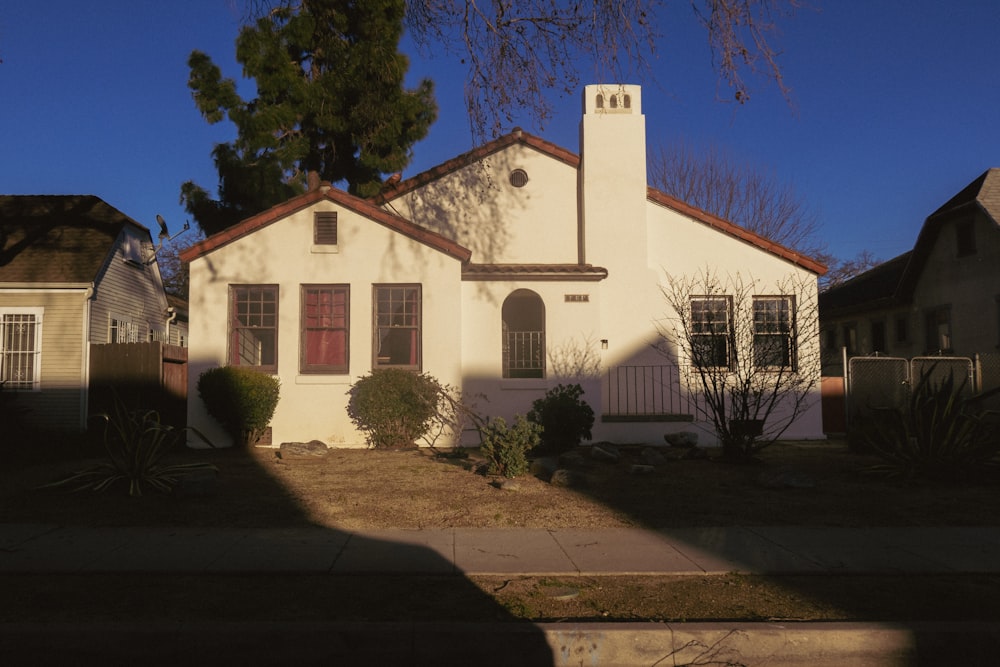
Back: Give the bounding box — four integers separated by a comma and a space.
373, 285, 421, 370
301, 285, 349, 374
229, 285, 278, 373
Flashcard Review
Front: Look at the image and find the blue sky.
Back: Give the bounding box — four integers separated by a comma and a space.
2, 1, 998, 265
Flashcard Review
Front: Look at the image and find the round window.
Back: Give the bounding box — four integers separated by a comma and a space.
509, 169, 529, 188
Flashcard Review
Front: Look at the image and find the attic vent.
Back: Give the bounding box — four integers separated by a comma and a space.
509, 169, 529, 188
314, 212, 338, 245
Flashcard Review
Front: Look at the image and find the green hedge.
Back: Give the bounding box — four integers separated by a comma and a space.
197, 366, 280, 448
347, 369, 442, 449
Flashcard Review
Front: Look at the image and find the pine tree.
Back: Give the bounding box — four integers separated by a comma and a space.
183, 0, 436, 235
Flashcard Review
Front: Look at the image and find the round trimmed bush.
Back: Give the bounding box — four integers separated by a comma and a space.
347, 369, 443, 449
197, 366, 280, 448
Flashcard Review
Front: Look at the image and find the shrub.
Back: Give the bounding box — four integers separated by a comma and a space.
41, 396, 216, 496
347, 369, 443, 449
527, 383, 595, 453
197, 366, 281, 448
480, 415, 541, 478
862, 367, 1000, 480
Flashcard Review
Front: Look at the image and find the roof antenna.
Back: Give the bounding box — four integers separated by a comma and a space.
149, 214, 191, 261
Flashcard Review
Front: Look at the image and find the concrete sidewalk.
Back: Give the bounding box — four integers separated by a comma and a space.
3, 523, 1000, 575
5, 523, 1000, 664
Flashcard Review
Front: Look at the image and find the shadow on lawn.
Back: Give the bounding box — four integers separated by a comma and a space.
0, 437, 556, 666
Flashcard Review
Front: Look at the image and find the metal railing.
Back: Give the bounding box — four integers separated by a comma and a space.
503, 330, 544, 378
604, 364, 702, 418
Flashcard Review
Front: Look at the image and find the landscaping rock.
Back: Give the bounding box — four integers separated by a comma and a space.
664, 431, 699, 448
494, 479, 523, 491
530, 457, 559, 479
757, 467, 817, 489
550, 468, 587, 488
590, 443, 620, 463
641, 447, 667, 466
558, 450, 590, 468
629, 464, 656, 475
278, 440, 330, 459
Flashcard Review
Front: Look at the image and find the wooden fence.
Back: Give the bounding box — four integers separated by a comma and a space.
89, 342, 187, 427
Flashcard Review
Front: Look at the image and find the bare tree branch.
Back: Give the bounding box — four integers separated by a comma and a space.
245, 1, 800, 141
649, 140, 823, 258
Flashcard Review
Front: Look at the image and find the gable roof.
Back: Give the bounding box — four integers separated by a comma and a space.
0, 195, 147, 284
379, 128, 826, 275
646, 188, 828, 275
819, 167, 999, 318
376, 129, 580, 203
179, 186, 472, 264
896, 168, 999, 299
818, 250, 912, 317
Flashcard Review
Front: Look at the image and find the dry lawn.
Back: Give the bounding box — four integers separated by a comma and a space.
5, 438, 1000, 625
5, 438, 1000, 530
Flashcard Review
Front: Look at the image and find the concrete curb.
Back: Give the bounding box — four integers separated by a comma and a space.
3, 621, 1000, 665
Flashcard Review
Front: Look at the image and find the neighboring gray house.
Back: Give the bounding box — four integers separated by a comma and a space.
0, 195, 172, 431
820, 169, 1000, 375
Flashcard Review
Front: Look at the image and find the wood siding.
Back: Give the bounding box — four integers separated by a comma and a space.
0, 289, 88, 431
89, 228, 169, 344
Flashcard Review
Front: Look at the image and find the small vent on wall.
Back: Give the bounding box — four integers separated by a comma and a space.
564, 294, 589, 302
509, 169, 529, 188
314, 212, 338, 245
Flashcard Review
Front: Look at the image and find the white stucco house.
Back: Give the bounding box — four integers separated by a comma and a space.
180, 84, 827, 449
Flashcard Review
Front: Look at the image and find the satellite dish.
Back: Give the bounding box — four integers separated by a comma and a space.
155, 214, 168, 239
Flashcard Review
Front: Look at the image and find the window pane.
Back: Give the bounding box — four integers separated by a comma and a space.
690, 297, 731, 368
302, 286, 348, 372
230, 286, 278, 371
374, 285, 420, 368
753, 297, 794, 369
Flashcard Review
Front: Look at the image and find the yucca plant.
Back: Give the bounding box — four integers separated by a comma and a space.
42, 396, 216, 496
863, 366, 1000, 480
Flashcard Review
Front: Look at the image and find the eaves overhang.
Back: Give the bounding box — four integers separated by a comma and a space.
462, 263, 608, 282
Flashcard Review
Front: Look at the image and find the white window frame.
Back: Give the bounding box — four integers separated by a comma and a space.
109, 316, 143, 343
753, 296, 796, 371
0, 307, 43, 391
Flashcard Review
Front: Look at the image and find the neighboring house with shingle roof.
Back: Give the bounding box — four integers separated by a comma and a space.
181, 84, 827, 448
0, 195, 171, 431
819, 168, 1000, 374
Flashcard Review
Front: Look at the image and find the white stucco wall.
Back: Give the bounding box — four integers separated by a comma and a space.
389, 142, 581, 264
186, 83, 826, 449
186, 200, 464, 448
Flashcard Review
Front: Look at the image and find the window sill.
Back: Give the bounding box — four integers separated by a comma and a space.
311, 245, 339, 254
500, 379, 547, 390
295, 375, 351, 385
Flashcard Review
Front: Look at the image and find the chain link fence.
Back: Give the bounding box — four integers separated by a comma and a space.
843, 353, 999, 435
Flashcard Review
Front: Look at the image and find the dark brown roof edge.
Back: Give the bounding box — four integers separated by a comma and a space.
463, 263, 608, 281
646, 188, 828, 275
180, 186, 472, 264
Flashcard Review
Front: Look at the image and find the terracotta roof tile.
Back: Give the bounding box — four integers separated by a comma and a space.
180, 186, 471, 264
